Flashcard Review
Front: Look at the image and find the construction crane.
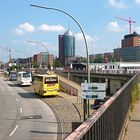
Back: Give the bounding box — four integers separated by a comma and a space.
0, 46, 11, 62
115, 16, 136, 34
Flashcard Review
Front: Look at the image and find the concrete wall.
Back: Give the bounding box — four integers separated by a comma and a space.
110, 79, 123, 94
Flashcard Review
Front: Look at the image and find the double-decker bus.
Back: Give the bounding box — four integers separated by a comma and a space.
17, 71, 32, 86
33, 74, 59, 96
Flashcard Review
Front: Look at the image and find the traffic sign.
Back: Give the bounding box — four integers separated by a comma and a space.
81, 83, 106, 99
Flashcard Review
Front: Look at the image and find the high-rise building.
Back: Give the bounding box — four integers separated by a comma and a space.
114, 31, 140, 62
122, 31, 140, 48
59, 30, 75, 66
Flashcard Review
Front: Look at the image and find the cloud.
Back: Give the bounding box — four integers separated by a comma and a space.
135, 0, 140, 4
108, 0, 127, 9
74, 33, 99, 56
12, 22, 35, 35
19, 22, 35, 32
14, 28, 24, 35
39, 24, 65, 32
74, 33, 98, 42
106, 21, 124, 32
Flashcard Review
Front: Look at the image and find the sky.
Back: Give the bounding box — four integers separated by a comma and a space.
0, 0, 140, 62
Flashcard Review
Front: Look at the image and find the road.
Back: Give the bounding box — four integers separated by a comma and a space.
0, 76, 57, 140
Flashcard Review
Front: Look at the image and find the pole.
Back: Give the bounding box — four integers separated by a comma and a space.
30, 4, 90, 120
27, 40, 50, 70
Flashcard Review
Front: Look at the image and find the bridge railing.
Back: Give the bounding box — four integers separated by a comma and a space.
65, 72, 140, 140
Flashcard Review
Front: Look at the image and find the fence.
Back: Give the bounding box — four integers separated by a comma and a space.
59, 80, 78, 96
65, 72, 140, 140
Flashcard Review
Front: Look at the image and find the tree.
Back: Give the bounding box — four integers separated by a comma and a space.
53, 59, 62, 68
94, 57, 103, 63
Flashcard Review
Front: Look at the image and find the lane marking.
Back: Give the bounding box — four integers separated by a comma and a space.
20, 107, 23, 113
16, 98, 19, 102
9, 125, 19, 136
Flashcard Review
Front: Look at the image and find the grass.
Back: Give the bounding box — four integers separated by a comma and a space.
131, 81, 140, 111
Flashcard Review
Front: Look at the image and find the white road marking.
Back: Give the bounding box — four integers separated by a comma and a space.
20, 107, 23, 113
9, 125, 19, 136
16, 98, 19, 102
28, 116, 34, 119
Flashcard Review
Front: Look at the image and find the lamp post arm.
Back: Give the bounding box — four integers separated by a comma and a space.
27, 40, 50, 69
37, 42, 50, 69
38, 42, 49, 55
30, 4, 90, 83
30, 4, 90, 120
27, 40, 49, 54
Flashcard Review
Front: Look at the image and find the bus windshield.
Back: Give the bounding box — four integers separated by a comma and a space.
44, 77, 58, 84
23, 72, 30, 78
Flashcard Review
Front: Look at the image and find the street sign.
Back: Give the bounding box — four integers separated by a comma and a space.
81, 83, 106, 99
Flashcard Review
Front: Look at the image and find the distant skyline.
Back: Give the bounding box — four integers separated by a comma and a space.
1, 0, 140, 62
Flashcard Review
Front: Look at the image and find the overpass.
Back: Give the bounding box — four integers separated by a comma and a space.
54, 70, 139, 140
55, 69, 133, 95
34, 69, 139, 139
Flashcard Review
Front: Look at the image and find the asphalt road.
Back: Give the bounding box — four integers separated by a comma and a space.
0, 76, 58, 140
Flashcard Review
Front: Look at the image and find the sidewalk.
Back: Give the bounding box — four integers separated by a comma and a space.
56, 74, 95, 117
124, 101, 140, 140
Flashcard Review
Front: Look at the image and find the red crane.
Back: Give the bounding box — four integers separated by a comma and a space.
115, 16, 136, 34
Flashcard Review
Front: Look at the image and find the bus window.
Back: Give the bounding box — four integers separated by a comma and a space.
23, 72, 30, 78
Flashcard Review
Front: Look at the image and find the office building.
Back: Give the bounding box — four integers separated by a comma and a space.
114, 31, 140, 62
122, 31, 140, 48
59, 30, 75, 66
33, 52, 54, 68
89, 52, 114, 63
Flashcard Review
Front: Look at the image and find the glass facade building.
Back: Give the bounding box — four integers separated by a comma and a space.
59, 30, 75, 66
33, 52, 54, 68
41, 52, 48, 66
114, 46, 140, 62
114, 32, 140, 62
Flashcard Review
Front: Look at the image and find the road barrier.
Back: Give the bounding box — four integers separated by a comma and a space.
59, 80, 78, 96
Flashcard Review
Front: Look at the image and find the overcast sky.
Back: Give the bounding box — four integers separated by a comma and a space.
0, 0, 140, 62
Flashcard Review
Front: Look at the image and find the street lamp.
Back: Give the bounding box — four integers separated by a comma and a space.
30, 4, 90, 120
27, 40, 50, 69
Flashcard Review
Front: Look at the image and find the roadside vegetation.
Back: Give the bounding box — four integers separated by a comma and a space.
131, 80, 140, 111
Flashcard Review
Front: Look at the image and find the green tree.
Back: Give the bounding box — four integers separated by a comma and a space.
53, 60, 62, 67
94, 57, 103, 63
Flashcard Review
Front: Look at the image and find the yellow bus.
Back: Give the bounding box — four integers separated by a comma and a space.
33, 74, 59, 96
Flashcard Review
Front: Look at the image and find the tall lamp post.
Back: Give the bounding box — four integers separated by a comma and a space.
30, 4, 90, 120
27, 40, 50, 69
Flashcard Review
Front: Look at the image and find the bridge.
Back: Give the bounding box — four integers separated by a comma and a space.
55, 69, 133, 95
54, 70, 139, 140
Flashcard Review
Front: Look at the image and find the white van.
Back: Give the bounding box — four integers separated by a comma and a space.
17, 71, 32, 86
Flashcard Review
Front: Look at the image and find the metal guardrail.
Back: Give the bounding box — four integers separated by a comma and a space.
65, 72, 140, 140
